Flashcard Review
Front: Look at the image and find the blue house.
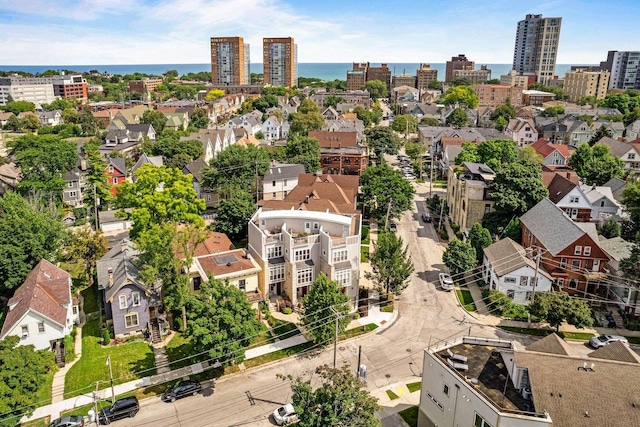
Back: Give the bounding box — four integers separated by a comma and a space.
96, 240, 165, 343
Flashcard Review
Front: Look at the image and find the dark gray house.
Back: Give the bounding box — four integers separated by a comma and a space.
96, 239, 165, 342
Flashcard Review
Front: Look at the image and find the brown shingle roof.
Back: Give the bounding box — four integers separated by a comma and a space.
588, 341, 640, 364
308, 130, 357, 148
525, 333, 575, 356
0, 260, 71, 338
196, 250, 258, 278
193, 232, 235, 257
547, 174, 578, 203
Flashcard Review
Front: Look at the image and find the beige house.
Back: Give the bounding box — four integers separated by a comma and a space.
446, 162, 495, 232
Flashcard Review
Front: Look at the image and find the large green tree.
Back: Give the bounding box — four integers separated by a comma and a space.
203, 144, 270, 195
491, 156, 548, 219
468, 222, 493, 264
184, 278, 261, 365
289, 111, 324, 135
622, 179, 640, 234
391, 114, 418, 133
588, 124, 613, 146
214, 190, 256, 239
115, 164, 205, 239
442, 239, 476, 276
365, 126, 401, 155
360, 163, 415, 222
2, 100, 35, 114
366, 231, 414, 295
0, 336, 57, 427
300, 273, 350, 345
446, 108, 469, 127
10, 134, 77, 196
568, 143, 626, 186
279, 365, 381, 427
141, 109, 167, 134
529, 292, 593, 331
441, 86, 478, 108
363, 80, 388, 100
65, 227, 108, 286
151, 136, 204, 170
282, 135, 321, 173
0, 192, 66, 294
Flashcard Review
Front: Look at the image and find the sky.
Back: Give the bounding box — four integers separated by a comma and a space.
0, 0, 638, 65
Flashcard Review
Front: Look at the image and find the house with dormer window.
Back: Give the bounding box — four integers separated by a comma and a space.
546, 174, 592, 221
520, 198, 610, 296
506, 118, 538, 147
530, 138, 570, 166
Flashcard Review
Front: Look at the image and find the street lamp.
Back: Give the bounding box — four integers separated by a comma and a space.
106, 356, 115, 404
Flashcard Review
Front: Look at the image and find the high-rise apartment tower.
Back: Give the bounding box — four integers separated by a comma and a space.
512, 14, 562, 84
210, 37, 250, 85
263, 37, 298, 87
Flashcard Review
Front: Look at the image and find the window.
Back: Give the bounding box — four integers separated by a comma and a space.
118, 294, 127, 309
272, 180, 276, 186
313, 222, 319, 230
557, 278, 564, 288
504, 277, 516, 283
294, 248, 310, 261
283, 179, 288, 186
574, 246, 582, 255
600, 200, 605, 207
629, 153, 636, 160
333, 250, 348, 263
21, 325, 29, 337
584, 246, 591, 256
272, 192, 276, 198
335, 269, 350, 287
132, 292, 141, 307
520, 276, 529, 286
125, 313, 139, 328
108, 166, 114, 173
112, 177, 118, 184
570, 196, 579, 203
475, 414, 493, 427
297, 267, 314, 286
569, 279, 578, 289
73, 306, 78, 315
560, 258, 567, 269
68, 191, 77, 198
238, 279, 246, 291
267, 246, 282, 259
269, 264, 285, 283
67, 182, 74, 188
507, 290, 515, 299
571, 259, 581, 271
443, 384, 449, 396
38, 322, 45, 334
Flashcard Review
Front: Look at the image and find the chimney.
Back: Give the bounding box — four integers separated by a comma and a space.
108, 267, 113, 287
80, 159, 87, 171
120, 239, 128, 253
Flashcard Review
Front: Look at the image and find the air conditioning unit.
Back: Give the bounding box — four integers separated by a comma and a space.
521, 387, 532, 400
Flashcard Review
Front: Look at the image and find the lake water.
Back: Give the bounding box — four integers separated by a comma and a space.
0, 63, 591, 81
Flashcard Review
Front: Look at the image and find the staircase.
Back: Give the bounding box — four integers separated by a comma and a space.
54, 341, 66, 368
150, 318, 162, 343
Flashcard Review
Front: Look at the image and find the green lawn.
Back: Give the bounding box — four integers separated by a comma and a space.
386, 389, 399, 400
561, 332, 595, 341
64, 319, 156, 399
361, 246, 370, 263
80, 284, 100, 314
406, 381, 421, 393
399, 406, 419, 427
455, 288, 476, 311
243, 342, 315, 368
340, 323, 378, 340
20, 417, 49, 427
380, 298, 394, 313
627, 336, 640, 345
268, 318, 301, 341
497, 326, 594, 341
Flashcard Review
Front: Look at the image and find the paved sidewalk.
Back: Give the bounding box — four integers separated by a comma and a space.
372, 378, 422, 427
51, 325, 83, 403
464, 274, 489, 315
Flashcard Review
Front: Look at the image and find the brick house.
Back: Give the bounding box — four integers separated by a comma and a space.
106, 157, 127, 197
308, 131, 368, 176
520, 198, 610, 296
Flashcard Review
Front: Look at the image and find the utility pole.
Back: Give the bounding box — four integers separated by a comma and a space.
94, 183, 99, 231
91, 381, 99, 426
106, 356, 115, 404
531, 251, 541, 305
356, 345, 362, 376
385, 199, 393, 230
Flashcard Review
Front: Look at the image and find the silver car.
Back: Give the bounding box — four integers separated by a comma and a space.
439, 273, 454, 291
589, 334, 628, 349
273, 403, 298, 425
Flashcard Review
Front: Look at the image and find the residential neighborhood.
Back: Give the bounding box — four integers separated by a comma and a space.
1, 7, 640, 427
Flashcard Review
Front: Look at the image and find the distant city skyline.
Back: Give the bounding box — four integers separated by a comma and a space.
0, 0, 637, 66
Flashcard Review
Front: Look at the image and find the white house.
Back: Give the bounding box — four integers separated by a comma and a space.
261, 116, 288, 142
580, 183, 623, 221
546, 174, 593, 221
505, 118, 538, 146
261, 161, 306, 201
0, 260, 79, 351
530, 138, 570, 166
248, 208, 361, 308
482, 238, 553, 304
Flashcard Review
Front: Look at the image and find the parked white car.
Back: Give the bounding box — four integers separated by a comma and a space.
439, 273, 454, 291
273, 403, 298, 425
589, 334, 629, 349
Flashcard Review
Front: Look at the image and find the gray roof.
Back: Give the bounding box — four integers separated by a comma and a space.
602, 177, 627, 202
126, 123, 154, 134
98, 209, 131, 224
483, 237, 552, 279
265, 162, 306, 180
183, 158, 208, 183
463, 162, 495, 176
519, 198, 591, 256
597, 236, 633, 262
597, 136, 639, 157
132, 153, 163, 174
96, 239, 141, 294
588, 341, 640, 364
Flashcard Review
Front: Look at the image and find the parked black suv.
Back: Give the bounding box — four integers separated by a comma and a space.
161, 379, 202, 402
98, 396, 139, 424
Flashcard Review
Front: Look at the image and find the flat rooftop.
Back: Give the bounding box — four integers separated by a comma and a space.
436, 343, 533, 413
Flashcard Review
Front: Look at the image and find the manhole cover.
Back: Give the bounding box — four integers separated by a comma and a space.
339, 346, 345, 351
406, 349, 412, 352
423, 299, 428, 302
385, 374, 391, 378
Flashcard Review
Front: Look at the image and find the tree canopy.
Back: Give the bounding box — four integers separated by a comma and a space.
0, 192, 66, 294
442, 239, 476, 276
2, 100, 35, 114
568, 143, 626, 186
491, 155, 548, 220
529, 292, 593, 331
0, 336, 57, 427
360, 163, 415, 222
440, 86, 478, 108
391, 114, 418, 134
10, 134, 77, 197
115, 164, 205, 239
214, 190, 256, 239
300, 273, 351, 345
365, 126, 401, 155
366, 231, 414, 295
622, 179, 640, 233
289, 111, 325, 135
282, 135, 321, 173
468, 222, 493, 264
363, 80, 388, 100
141, 109, 167, 133
184, 278, 262, 365
446, 107, 469, 127
150, 135, 204, 170
203, 144, 270, 194
280, 364, 380, 427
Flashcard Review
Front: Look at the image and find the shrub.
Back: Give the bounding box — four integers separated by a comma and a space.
102, 329, 111, 345
282, 307, 292, 315
361, 226, 370, 241
174, 317, 183, 331
485, 289, 529, 320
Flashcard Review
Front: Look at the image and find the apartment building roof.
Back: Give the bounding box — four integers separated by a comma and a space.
195, 249, 259, 279
308, 130, 358, 148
